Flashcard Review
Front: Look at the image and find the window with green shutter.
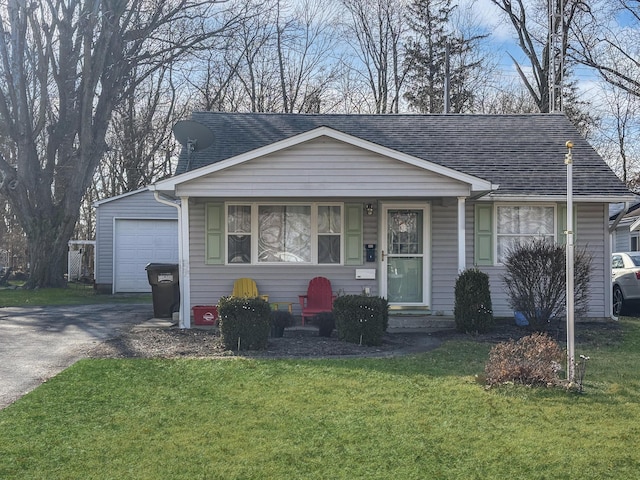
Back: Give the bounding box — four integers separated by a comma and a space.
474, 203, 493, 266
344, 203, 363, 265
205, 203, 224, 264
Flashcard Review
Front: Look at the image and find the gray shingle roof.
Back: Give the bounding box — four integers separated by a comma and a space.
175, 112, 630, 198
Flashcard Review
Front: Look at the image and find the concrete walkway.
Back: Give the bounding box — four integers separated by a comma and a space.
0, 303, 152, 409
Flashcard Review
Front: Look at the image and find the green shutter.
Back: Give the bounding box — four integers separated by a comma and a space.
344, 203, 363, 265
475, 204, 493, 266
557, 204, 577, 245
205, 203, 224, 264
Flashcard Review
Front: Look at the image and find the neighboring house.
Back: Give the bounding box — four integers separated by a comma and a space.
94, 187, 179, 293
150, 113, 634, 328
610, 201, 640, 253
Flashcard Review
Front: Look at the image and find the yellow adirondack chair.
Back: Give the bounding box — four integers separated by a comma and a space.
232, 278, 269, 302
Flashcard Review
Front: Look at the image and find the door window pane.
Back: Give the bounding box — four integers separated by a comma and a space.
387, 257, 423, 303
388, 210, 422, 255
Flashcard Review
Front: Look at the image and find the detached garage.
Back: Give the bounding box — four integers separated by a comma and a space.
94, 188, 178, 293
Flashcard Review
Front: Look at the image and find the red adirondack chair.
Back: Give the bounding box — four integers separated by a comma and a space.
298, 276, 336, 325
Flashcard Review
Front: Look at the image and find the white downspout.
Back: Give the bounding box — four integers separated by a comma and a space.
458, 197, 466, 272
153, 191, 191, 328
179, 196, 191, 328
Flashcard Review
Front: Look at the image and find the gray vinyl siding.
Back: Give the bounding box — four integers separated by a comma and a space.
613, 227, 630, 252
188, 200, 379, 316
94, 189, 178, 290
187, 197, 611, 320
466, 202, 610, 320
579, 204, 608, 318
176, 137, 471, 198
430, 203, 459, 315
189, 199, 463, 316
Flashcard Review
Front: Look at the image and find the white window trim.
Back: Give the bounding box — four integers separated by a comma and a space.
225, 202, 344, 265
494, 203, 557, 265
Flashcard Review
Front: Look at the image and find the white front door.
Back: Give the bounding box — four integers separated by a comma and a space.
381, 204, 430, 307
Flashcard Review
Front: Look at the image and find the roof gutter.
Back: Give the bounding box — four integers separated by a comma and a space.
609, 202, 631, 234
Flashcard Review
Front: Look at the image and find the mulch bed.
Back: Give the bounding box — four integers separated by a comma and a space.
85, 320, 623, 360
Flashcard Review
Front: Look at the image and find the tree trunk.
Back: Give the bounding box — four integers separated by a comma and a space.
24, 209, 78, 289
0, 1, 239, 289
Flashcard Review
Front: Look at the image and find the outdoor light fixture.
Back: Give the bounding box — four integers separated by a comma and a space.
365, 203, 374, 216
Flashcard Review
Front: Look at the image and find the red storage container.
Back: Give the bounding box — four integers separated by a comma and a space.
192, 305, 218, 326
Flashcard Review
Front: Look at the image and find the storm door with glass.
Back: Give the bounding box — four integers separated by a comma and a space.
381, 205, 430, 306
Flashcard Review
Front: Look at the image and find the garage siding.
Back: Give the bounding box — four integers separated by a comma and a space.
95, 189, 178, 293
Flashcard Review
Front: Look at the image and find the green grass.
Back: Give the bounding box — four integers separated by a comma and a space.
1, 321, 639, 479
0, 283, 151, 307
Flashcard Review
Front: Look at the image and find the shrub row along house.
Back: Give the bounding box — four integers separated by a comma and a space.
105, 112, 633, 328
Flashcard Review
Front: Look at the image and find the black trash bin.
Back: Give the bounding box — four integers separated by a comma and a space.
145, 263, 180, 318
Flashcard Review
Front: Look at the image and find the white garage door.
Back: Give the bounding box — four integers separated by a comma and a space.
114, 219, 179, 292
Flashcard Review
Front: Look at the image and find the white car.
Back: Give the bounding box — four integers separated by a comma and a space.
612, 252, 640, 316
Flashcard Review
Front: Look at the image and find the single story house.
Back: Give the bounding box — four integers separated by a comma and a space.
150, 112, 634, 328
94, 187, 179, 293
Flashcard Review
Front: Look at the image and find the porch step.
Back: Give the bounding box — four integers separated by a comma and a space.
388, 315, 455, 331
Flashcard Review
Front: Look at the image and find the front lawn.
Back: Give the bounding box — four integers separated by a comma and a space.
0, 283, 151, 307
1, 319, 639, 479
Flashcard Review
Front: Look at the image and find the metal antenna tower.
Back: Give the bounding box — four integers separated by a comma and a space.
548, 0, 564, 112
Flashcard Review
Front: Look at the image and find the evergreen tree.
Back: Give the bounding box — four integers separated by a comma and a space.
403, 0, 486, 113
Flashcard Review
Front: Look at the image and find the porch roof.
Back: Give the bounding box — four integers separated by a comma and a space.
161, 112, 632, 200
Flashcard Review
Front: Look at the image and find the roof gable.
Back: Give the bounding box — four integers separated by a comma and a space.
93, 187, 150, 207
161, 112, 631, 200
157, 126, 495, 193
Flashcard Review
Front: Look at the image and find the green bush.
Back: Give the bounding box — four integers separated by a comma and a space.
312, 312, 335, 337
218, 296, 271, 350
333, 295, 388, 346
502, 239, 592, 331
454, 268, 494, 333
485, 333, 564, 387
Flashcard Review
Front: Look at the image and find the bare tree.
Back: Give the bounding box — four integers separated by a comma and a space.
590, 84, 640, 189
0, 200, 26, 272
489, 0, 589, 113
96, 67, 180, 198
0, 0, 242, 288
571, 0, 640, 100
339, 0, 409, 113
475, 78, 541, 114
276, 0, 341, 113
186, 46, 248, 112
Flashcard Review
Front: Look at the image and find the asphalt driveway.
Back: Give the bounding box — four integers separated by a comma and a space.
0, 303, 153, 409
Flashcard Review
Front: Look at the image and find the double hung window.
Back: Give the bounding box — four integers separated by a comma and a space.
496, 205, 555, 262
225, 203, 342, 265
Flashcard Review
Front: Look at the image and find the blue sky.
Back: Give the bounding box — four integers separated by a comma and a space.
460, 0, 614, 100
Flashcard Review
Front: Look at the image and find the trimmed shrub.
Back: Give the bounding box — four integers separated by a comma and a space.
218, 296, 271, 350
454, 268, 494, 333
270, 310, 294, 337
333, 295, 388, 346
502, 238, 592, 331
485, 333, 564, 387
271, 310, 294, 328
312, 312, 335, 337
